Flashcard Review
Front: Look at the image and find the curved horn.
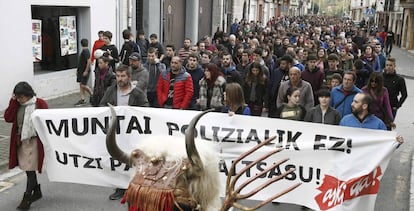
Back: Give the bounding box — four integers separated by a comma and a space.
106, 104, 130, 165
185, 109, 215, 171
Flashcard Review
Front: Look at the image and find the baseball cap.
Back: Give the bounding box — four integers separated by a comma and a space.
129, 52, 141, 61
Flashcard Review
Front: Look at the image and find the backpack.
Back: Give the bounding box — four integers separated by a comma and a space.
120, 41, 138, 65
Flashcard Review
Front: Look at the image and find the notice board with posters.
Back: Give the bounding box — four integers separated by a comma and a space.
32, 19, 42, 62
59, 16, 77, 56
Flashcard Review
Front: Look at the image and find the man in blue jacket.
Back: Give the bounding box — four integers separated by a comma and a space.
330, 71, 361, 117
340, 93, 386, 130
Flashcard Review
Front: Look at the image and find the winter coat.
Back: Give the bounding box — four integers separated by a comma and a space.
330, 84, 361, 117
4, 98, 48, 172
157, 67, 194, 109
99, 84, 149, 107
361, 86, 393, 122
276, 80, 315, 111
304, 106, 342, 125
383, 72, 408, 109
199, 76, 226, 111
340, 114, 387, 130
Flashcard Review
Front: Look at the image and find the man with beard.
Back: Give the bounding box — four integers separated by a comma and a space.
178, 38, 192, 61
220, 52, 243, 85
129, 52, 149, 93
157, 56, 194, 109
100, 65, 148, 199
100, 65, 148, 107
339, 93, 386, 130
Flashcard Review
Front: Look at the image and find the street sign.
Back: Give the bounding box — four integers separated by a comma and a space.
365, 8, 375, 17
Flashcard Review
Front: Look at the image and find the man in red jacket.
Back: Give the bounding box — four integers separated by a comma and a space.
157, 56, 194, 109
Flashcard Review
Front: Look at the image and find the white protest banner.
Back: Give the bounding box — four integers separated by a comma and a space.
32, 106, 398, 210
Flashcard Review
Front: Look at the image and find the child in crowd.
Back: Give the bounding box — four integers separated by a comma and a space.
304, 89, 342, 125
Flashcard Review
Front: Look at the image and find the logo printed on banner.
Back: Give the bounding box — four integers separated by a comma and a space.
314, 166, 382, 210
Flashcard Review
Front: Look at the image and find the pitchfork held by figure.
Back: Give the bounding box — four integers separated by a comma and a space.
106, 106, 300, 211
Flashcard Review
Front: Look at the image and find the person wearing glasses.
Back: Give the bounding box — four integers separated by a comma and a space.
4, 82, 48, 209
361, 72, 395, 130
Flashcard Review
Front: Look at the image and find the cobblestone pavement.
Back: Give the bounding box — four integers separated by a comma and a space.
0, 92, 88, 173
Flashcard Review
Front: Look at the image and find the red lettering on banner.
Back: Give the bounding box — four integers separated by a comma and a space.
314, 166, 382, 210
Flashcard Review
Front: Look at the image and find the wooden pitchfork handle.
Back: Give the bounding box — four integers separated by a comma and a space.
220, 136, 301, 211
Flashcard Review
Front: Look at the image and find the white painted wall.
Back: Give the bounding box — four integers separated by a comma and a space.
249, 0, 258, 21
0, 0, 119, 110
212, 0, 224, 33
232, 0, 244, 21
90, 0, 118, 45
0, 1, 34, 109
31, 0, 91, 6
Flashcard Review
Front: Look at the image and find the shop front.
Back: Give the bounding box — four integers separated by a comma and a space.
0, 1, 118, 109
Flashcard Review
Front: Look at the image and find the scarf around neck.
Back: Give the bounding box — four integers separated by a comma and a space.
20, 96, 37, 141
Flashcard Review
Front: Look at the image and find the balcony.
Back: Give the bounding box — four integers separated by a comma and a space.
399, 0, 414, 8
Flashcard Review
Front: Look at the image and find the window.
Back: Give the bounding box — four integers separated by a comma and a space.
32, 6, 79, 72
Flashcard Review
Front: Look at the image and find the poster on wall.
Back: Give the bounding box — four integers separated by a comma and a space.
32, 19, 42, 62
59, 16, 77, 56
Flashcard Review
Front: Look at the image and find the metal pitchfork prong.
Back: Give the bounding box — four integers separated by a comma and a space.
220, 136, 302, 211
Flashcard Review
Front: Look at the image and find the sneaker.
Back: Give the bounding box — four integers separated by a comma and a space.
74, 99, 86, 106
109, 188, 126, 200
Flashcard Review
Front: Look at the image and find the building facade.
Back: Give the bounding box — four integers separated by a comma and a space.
1, 0, 309, 110
0, 0, 119, 109
399, 0, 414, 49
350, 0, 413, 50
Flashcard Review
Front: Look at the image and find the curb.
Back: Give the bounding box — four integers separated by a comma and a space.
411, 155, 414, 211
0, 161, 8, 174
400, 74, 414, 80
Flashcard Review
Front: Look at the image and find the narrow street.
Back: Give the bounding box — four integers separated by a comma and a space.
0, 47, 413, 210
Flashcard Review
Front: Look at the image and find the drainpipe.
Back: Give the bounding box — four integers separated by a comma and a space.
398, 8, 404, 47
116, 0, 121, 48
160, 0, 164, 43
185, 0, 199, 42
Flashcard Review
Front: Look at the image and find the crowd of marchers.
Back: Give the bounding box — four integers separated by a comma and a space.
3, 14, 407, 210
72, 14, 407, 203
76, 15, 406, 130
